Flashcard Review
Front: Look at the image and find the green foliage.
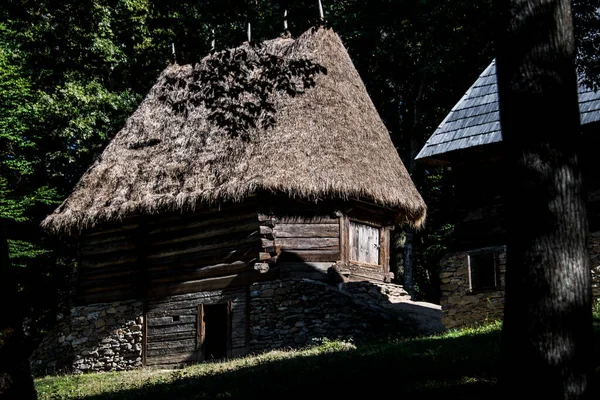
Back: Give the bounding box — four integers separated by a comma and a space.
593, 298, 600, 321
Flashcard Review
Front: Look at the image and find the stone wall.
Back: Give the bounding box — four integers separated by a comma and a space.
248, 279, 421, 353
440, 233, 600, 329
31, 300, 143, 376
32, 278, 443, 375
439, 246, 506, 329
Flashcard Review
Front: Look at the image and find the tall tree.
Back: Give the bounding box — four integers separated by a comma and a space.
495, 0, 593, 397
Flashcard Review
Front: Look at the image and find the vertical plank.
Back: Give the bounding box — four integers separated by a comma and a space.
350, 221, 380, 264
349, 221, 359, 261
339, 215, 349, 263
364, 224, 379, 264
380, 227, 390, 281
196, 304, 205, 361
227, 300, 233, 358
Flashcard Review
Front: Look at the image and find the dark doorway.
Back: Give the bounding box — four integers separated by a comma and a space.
197, 302, 231, 361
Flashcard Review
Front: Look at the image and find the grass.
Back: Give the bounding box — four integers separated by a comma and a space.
35, 320, 599, 400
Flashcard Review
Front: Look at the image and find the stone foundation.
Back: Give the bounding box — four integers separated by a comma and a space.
31, 300, 144, 376
32, 278, 442, 375
247, 278, 438, 353
440, 233, 600, 329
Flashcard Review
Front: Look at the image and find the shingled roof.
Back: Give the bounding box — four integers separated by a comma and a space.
42, 27, 426, 235
416, 59, 600, 162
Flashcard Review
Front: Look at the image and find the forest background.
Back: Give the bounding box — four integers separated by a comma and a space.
1, 0, 598, 353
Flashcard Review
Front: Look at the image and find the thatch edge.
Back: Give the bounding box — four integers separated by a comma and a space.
41, 27, 427, 235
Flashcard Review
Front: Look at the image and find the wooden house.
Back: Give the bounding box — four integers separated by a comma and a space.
34, 27, 428, 374
416, 60, 600, 328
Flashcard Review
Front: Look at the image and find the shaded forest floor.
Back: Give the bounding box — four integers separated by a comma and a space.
35, 320, 600, 399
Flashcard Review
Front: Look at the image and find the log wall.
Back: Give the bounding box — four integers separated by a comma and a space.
145, 289, 247, 367
260, 214, 341, 281
77, 202, 265, 304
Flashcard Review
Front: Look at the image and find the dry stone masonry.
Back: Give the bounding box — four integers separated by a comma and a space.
31, 300, 143, 376
439, 247, 506, 329
248, 279, 404, 351
32, 278, 443, 375
440, 234, 600, 329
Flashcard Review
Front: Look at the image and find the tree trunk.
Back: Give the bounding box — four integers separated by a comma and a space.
402, 71, 427, 298
0, 223, 37, 400
495, 0, 593, 398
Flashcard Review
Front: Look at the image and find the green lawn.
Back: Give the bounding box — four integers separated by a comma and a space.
35, 320, 599, 399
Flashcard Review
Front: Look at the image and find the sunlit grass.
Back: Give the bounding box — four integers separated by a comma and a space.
34, 321, 505, 399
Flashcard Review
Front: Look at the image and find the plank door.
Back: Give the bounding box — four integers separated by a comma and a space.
349, 221, 380, 265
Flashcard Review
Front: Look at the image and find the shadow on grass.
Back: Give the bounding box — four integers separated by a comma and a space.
38, 322, 600, 399
73, 329, 504, 400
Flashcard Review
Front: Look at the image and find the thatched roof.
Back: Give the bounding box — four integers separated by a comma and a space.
43, 27, 426, 235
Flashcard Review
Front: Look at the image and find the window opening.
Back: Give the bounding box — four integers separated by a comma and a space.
468, 252, 498, 291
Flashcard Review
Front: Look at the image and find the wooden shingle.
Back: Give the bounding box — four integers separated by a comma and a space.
417, 60, 600, 161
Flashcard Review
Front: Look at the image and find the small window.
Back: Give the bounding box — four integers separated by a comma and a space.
349, 221, 380, 265
468, 252, 499, 291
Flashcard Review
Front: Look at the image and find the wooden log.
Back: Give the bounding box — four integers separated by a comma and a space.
79, 266, 139, 281
147, 315, 197, 327
262, 245, 281, 254
147, 339, 196, 350
146, 209, 257, 235
80, 241, 137, 257
148, 261, 254, 285
148, 270, 278, 297
80, 232, 135, 248
80, 255, 138, 269
147, 220, 258, 247
339, 215, 349, 263
277, 216, 337, 224
145, 245, 257, 268
259, 226, 273, 235
146, 331, 197, 343
258, 214, 277, 223
147, 255, 255, 273
144, 353, 197, 366
380, 227, 391, 282
78, 289, 138, 305
147, 347, 197, 357
146, 289, 246, 310
275, 237, 339, 251
85, 223, 140, 238
146, 235, 260, 260
273, 223, 339, 238
344, 262, 386, 282
254, 263, 270, 273
80, 281, 136, 294
261, 238, 274, 248
148, 323, 196, 336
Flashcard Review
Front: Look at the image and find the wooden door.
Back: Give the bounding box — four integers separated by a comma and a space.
349, 221, 380, 264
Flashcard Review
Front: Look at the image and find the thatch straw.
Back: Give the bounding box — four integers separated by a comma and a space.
42, 27, 426, 235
